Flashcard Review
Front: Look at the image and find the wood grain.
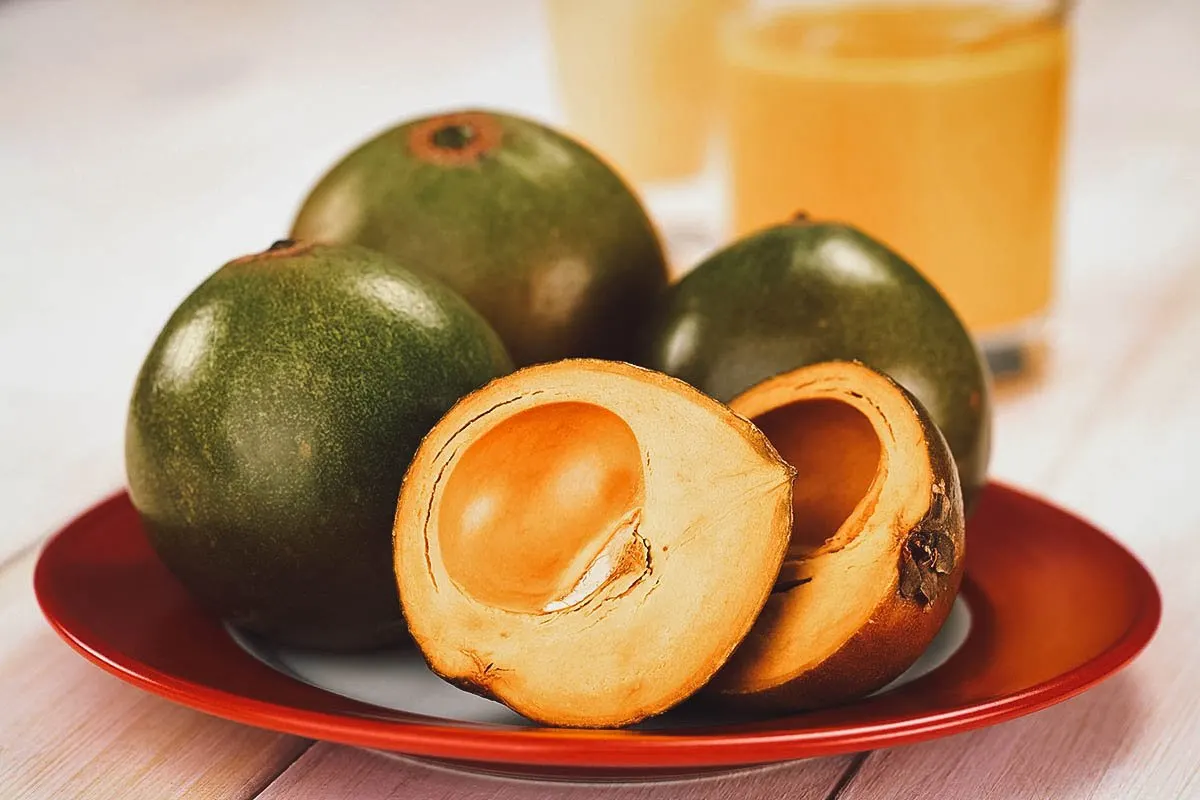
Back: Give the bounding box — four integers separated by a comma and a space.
0, 549, 310, 799
255, 744, 855, 800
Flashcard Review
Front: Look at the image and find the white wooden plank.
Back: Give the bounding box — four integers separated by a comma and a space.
0, 549, 310, 799
256, 743, 854, 800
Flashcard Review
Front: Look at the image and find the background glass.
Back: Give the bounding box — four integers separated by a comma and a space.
546, 0, 745, 185
546, 0, 748, 270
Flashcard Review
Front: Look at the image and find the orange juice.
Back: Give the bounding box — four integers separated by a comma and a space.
721, 3, 1067, 337
547, 0, 745, 184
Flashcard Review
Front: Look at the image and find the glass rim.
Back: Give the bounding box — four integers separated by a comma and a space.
718, 1, 1069, 78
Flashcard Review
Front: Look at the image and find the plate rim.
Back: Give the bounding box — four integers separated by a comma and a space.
33, 483, 1162, 767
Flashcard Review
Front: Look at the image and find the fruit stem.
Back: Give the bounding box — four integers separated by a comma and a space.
431, 124, 477, 151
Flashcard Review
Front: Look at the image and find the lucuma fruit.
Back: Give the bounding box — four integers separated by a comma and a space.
125, 240, 512, 649
292, 109, 670, 367
394, 359, 794, 727
707, 360, 965, 711
639, 219, 991, 509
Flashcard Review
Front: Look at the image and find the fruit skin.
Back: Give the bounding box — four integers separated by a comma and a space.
292, 109, 670, 367
639, 220, 991, 509
125, 241, 512, 650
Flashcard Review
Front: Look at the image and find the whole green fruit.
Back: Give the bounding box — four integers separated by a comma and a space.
291, 109, 669, 367
125, 241, 513, 649
639, 221, 991, 509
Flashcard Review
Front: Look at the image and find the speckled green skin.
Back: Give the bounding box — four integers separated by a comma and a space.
125, 242, 512, 650
291, 110, 669, 367
639, 222, 992, 509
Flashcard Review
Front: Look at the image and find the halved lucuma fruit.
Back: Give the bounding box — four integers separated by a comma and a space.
706, 361, 966, 711
393, 359, 795, 727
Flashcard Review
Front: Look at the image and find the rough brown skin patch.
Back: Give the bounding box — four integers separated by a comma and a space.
899, 482, 958, 607
229, 239, 315, 264
407, 112, 504, 166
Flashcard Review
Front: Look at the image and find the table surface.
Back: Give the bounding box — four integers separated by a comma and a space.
3, 0, 1199, 797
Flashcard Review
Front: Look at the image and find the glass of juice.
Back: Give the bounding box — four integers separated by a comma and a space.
546, 0, 747, 268
719, 0, 1069, 371
546, 0, 745, 183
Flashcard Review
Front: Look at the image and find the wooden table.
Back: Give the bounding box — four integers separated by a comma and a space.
3, 0, 1198, 796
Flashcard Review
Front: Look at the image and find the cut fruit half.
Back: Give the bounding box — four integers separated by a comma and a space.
393, 359, 795, 728
707, 361, 966, 712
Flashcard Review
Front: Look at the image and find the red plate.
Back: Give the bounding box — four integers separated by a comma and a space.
35, 484, 1158, 778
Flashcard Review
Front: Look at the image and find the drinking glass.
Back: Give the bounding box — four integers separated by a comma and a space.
546, 0, 747, 267
719, 0, 1069, 371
